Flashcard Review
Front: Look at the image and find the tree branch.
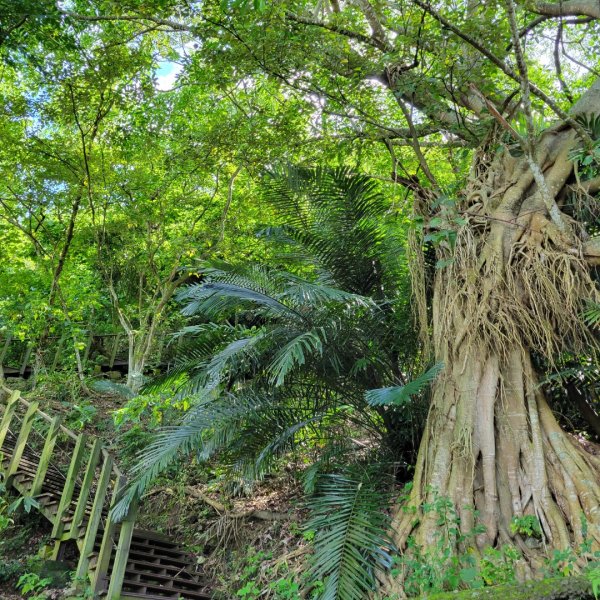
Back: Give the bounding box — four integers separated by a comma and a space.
286, 12, 385, 50
413, 0, 594, 147
395, 99, 438, 188
61, 10, 192, 32
506, 0, 569, 233
535, 0, 600, 19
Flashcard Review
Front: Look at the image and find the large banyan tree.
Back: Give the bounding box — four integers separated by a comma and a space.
396, 79, 600, 559
62, 0, 600, 586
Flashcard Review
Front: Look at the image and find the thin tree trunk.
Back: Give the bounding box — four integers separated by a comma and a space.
567, 382, 600, 440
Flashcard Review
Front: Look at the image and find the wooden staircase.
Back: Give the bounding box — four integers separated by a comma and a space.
0, 389, 212, 600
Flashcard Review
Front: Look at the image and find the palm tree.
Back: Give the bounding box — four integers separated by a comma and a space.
113, 167, 437, 598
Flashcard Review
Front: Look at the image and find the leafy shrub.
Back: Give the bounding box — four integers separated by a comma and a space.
17, 572, 52, 599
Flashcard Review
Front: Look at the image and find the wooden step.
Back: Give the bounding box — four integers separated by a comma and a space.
121, 579, 212, 600
0, 414, 213, 600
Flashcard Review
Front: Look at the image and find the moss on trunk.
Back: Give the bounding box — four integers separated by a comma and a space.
423, 576, 593, 600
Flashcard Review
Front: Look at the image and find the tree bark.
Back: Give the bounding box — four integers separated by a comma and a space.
389, 83, 600, 589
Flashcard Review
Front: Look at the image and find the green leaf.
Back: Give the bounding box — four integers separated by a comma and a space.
365, 364, 443, 407
306, 469, 394, 600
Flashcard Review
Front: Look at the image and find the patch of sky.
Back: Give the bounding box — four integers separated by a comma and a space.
155, 60, 183, 91
154, 40, 197, 90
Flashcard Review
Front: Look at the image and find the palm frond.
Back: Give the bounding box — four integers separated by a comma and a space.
268, 330, 325, 386
306, 468, 394, 600
91, 379, 136, 399
202, 333, 266, 388
366, 363, 443, 407
179, 282, 305, 321
144, 323, 259, 396
263, 166, 399, 296
583, 301, 600, 329
112, 391, 267, 520
281, 278, 373, 308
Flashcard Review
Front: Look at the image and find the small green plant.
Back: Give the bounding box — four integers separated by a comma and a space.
67, 402, 98, 430
510, 514, 542, 538
270, 578, 301, 599
0, 493, 14, 532
543, 518, 600, 580
568, 114, 600, 178
236, 581, 261, 599
391, 492, 523, 596
588, 566, 600, 600
479, 545, 519, 586
69, 573, 95, 599
289, 521, 302, 537
17, 572, 52, 599
9, 494, 40, 514
546, 547, 578, 577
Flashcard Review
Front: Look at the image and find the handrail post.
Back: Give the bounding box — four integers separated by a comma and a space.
75, 453, 113, 582
30, 416, 61, 497
5, 400, 39, 485
106, 498, 138, 600
70, 437, 102, 539
0, 391, 21, 459
92, 474, 126, 597
51, 434, 87, 539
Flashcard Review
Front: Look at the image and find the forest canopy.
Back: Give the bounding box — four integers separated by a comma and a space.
1, 0, 600, 598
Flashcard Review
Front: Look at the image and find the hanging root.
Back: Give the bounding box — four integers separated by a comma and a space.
386, 127, 600, 595
407, 203, 432, 358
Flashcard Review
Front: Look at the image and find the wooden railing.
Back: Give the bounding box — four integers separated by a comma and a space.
0, 387, 137, 598
0, 331, 178, 379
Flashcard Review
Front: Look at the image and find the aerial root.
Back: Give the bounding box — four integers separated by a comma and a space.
385, 348, 600, 596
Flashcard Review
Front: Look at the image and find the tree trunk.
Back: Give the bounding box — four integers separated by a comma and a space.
390, 90, 600, 586
126, 335, 148, 394
125, 326, 161, 393
393, 346, 600, 554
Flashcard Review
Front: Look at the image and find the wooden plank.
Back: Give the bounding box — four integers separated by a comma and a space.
75, 453, 113, 581
5, 401, 39, 485
0, 391, 21, 457
30, 416, 62, 497
51, 434, 87, 537
70, 437, 102, 539
19, 345, 32, 376
106, 499, 139, 600
92, 474, 126, 596
109, 334, 121, 368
